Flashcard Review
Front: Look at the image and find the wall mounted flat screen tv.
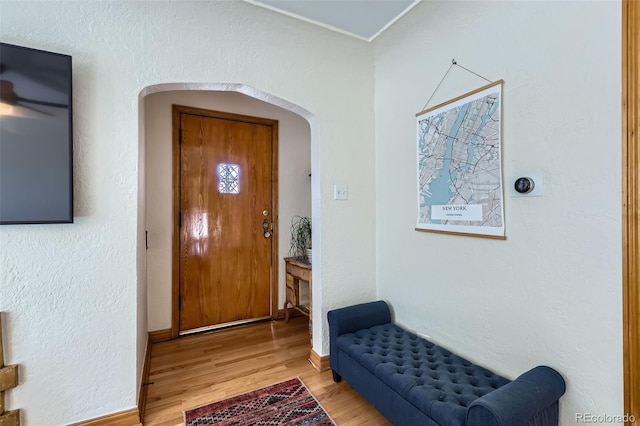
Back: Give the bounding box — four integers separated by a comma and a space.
0, 42, 73, 224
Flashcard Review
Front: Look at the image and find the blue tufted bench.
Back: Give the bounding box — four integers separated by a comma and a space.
328, 301, 566, 426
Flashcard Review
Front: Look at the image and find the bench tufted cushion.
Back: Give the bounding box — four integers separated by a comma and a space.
336, 323, 511, 426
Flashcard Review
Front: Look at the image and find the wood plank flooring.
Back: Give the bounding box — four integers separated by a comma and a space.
143, 317, 391, 425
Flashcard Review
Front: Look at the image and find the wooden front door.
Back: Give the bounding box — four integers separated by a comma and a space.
174, 105, 277, 333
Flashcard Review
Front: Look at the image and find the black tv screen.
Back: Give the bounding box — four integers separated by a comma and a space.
0, 42, 73, 224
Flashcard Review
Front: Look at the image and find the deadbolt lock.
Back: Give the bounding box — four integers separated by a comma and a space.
263, 219, 271, 239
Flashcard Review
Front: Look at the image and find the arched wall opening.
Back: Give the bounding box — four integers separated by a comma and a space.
137, 83, 321, 357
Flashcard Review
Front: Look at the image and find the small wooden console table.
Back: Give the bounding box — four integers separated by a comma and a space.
283, 257, 312, 331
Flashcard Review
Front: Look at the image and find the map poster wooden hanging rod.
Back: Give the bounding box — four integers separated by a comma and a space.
415, 61, 505, 239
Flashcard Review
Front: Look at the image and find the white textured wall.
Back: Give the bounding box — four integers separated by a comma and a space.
0, 1, 375, 424
374, 1, 622, 425
144, 90, 311, 331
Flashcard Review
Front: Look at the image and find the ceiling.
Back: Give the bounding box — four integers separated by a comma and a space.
245, 0, 420, 41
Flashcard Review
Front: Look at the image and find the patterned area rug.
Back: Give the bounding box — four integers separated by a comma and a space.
183, 377, 336, 426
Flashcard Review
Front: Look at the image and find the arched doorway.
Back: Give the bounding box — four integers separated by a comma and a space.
137, 83, 321, 346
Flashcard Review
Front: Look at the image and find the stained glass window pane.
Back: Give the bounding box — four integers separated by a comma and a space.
217, 163, 240, 194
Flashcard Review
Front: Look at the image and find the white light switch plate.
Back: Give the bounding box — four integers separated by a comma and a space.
334, 184, 348, 200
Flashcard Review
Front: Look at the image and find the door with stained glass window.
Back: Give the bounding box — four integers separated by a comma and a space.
178, 108, 277, 333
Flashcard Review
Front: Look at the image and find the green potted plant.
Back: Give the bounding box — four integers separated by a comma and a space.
289, 215, 312, 263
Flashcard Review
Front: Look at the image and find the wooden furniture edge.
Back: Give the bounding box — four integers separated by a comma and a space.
0, 365, 18, 392
275, 308, 305, 321
0, 314, 3, 368
309, 349, 330, 372
1, 312, 20, 426
69, 408, 139, 426
0, 410, 20, 426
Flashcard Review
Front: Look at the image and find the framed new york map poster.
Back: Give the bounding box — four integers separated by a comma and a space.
416, 80, 505, 239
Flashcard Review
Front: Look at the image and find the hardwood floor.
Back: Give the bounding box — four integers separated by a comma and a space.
143, 316, 391, 425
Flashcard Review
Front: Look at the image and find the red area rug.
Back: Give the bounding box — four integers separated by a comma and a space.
183, 377, 336, 426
